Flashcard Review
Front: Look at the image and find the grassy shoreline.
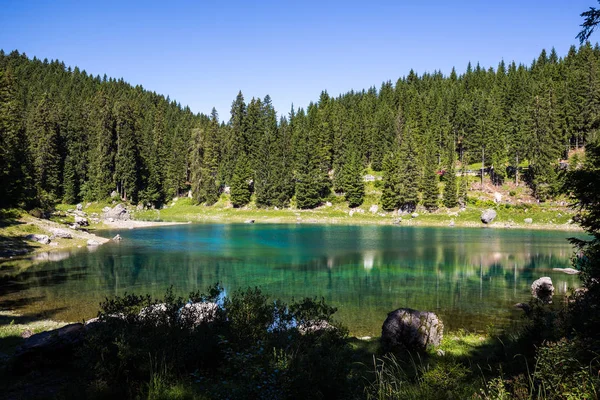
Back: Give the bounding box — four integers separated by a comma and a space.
132, 196, 582, 232
0, 197, 582, 262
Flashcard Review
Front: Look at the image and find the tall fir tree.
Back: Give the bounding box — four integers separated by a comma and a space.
0, 69, 32, 207
230, 155, 252, 208
442, 150, 458, 208
380, 151, 401, 211
28, 93, 62, 204
421, 146, 440, 211
344, 149, 365, 207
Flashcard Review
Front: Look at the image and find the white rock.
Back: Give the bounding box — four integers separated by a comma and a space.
494, 192, 502, 203
369, 205, 379, 214
87, 239, 101, 246
49, 228, 72, 239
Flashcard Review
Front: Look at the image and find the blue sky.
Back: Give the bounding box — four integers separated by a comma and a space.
0, 0, 594, 120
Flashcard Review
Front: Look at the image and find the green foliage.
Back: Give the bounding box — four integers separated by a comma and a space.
230, 155, 252, 208
381, 152, 401, 211
344, 150, 365, 207
80, 285, 352, 399
442, 156, 458, 208
3, 45, 599, 210
366, 353, 474, 400
421, 153, 439, 211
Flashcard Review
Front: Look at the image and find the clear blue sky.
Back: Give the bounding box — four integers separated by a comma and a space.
0, 0, 594, 120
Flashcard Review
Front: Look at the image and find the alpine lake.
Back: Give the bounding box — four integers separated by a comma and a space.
0, 223, 584, 336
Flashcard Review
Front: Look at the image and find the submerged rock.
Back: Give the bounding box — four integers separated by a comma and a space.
381, 308, 443, 352
552, 267, 580, 275
531, 277, 554, 303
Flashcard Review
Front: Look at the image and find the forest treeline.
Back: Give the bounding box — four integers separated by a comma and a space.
1, 44, 600, 211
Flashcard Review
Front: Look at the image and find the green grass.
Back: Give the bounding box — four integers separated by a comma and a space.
126, 193, 578, 231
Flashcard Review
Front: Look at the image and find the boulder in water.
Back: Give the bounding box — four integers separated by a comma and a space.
531, 277, 554, 303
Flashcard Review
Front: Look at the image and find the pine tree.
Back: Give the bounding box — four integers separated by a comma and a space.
294, 109, 322, 209
199, 109, 220, 205
380, 152, 401, 211
344, 149, 365, 207
230, 155, 252, 208
421, 149, 439, 211
443, 150, 458, 208
88, 91, 116, 200
28, 93, 62, 204
114, 98, 139, 202
398, 128, 420, 212
254, 97, 279, 207
0, 69, 31, 208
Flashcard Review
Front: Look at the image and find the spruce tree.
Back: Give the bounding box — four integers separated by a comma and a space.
230, 155, 252, 208
421, 148, 440, 211
294, 109, 322, 209
380, 152, 401, 211
344, 149, 365, 207
28, 93, 62, 204
443, 151, 458, 208
398, 128, 420, 212
0, 69, 31, 208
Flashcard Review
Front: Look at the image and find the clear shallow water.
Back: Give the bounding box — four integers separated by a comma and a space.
0, 224, 583, 335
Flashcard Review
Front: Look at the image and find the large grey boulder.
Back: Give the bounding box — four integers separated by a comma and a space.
49, 228, 73, 239
103, 203, 131, 221
531, 277, 554, 303
381, 308, 443, 352
481, 209, 497, 224
25, 234, 50, 244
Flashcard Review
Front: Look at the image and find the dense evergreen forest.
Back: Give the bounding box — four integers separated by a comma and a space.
1, 44, 600, 212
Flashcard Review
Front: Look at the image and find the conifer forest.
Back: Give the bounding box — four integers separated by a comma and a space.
1, 44, 599, 211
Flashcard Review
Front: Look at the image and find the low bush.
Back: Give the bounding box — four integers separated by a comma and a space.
80, 285, 354, 399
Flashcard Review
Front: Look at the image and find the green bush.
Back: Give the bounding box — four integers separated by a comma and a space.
81, 285, 353, 399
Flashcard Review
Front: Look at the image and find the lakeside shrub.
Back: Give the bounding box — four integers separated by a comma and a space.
80, 285, 354, 399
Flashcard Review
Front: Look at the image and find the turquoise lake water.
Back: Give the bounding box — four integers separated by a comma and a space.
0, 224, 583, 335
